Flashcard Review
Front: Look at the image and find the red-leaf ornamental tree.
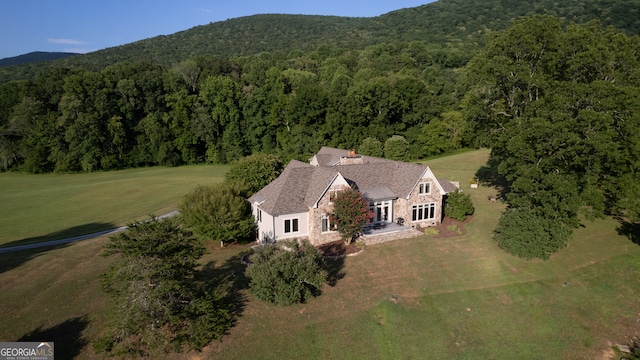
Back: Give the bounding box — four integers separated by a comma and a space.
332, 187, 373, 244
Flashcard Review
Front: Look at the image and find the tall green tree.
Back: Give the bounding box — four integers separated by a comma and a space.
420, 110, 467, 156
384, 135, 410, 161
464, 16, 640, 258
178, 183, 254, 247
99, 217, 231, 356
200, 75, 246, 163
358, 137, 383, 157
225, 153, 284, 194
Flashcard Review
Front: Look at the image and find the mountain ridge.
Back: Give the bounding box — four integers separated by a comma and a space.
0, 0, 638, 84
0, 51, 78, 67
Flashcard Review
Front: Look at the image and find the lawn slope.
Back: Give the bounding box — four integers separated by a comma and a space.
0, 165, 227, 247
0, 149, 637, 359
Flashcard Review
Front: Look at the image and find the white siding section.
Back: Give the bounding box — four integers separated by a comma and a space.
274, 212, 309, 240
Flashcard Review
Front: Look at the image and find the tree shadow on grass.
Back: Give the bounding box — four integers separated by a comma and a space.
617, 220, 640, 246
324, 256, 346, 287
199, 252, 251, 330
18, 316, 89, 359
0, 222, 115, 274
475, 156, 510, 197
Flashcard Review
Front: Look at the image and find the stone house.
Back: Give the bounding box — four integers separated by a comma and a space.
248, 147, 458, 245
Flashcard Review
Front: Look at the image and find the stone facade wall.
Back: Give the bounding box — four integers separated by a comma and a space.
307, 184, 349, 245
394, 177, 443, 228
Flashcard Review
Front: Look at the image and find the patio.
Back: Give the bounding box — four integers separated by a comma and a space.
360, 222, 423, 245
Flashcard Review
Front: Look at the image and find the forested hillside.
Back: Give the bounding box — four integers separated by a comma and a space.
1, 0, 638, 84
0, 1, 638, 182
0, 52, 78, 67
0, 42, 465, 172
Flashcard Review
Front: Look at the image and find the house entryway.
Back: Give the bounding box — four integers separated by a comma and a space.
369, 200, 392, 224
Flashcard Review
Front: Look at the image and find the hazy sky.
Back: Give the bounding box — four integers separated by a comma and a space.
0, 0, 435, 59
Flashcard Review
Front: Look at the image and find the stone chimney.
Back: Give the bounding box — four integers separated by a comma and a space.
340, 149, 364, 165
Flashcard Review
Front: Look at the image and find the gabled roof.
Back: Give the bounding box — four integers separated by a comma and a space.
334, 161, 428, 200
438, 178, 460, 194
310, 146, 389, 167
251, 147, 447, 216
249, 160, 339, 216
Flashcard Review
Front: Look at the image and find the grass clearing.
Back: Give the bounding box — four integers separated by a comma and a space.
0, 149, 638, 359
0, 165, 227, 247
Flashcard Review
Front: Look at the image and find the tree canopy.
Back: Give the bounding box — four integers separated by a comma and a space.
465, 16, 640, 258
332, 188, 373, 244
98, 217, 231, 356
178, 183, 254, 246
224, 153, 284, 194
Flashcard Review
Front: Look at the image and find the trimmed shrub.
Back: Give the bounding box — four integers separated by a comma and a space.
444, 190, 474, 221
246, 240, 328, 306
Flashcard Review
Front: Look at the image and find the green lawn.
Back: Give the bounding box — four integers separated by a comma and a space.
0, 165, 227, 247
0, 150, 638, 359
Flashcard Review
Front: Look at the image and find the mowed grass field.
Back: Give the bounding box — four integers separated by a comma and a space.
0, 149, 638, 359
0, 165, 227, 247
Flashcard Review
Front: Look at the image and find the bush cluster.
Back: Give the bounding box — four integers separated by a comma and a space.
493, 207, 571, 260
246, 240, 328, 306
444, 190, 474, 221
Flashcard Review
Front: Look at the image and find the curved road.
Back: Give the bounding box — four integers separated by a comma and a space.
0, 210, 179, 254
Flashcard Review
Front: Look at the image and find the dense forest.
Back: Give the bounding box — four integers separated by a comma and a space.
0, 1, 638, 257
0, 40, 467, 172
1, 0, 639, 172
0, 52, 78, 68
1, 0, 639, 83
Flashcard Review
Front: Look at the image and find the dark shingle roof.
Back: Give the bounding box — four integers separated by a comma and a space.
335, 161, 427, 200
249, 160, 338, 215
438, 178, 460, 194
251, 147, 441, 216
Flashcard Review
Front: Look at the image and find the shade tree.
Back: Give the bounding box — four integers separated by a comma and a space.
178, 182, 254, 247
224, 153, 284, 194
464, 15, 640, 258
98, 217, 231, 356
332, 187, 373, 244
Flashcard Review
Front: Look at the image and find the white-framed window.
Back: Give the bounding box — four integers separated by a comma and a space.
321, 213, 333, 233
257, 208, 262, 222
284, 218, 299, 233
418, 182, 431, 195
412, 203, 436, 221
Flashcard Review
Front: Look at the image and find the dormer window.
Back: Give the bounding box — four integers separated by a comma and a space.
418, 182, 431, 195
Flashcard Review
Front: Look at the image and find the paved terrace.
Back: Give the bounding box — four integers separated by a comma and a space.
360, 223, 424, 245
